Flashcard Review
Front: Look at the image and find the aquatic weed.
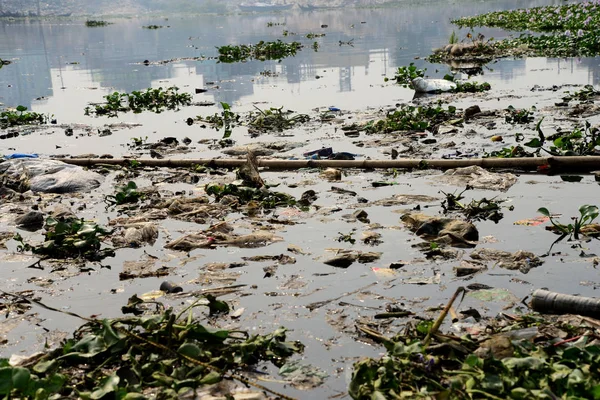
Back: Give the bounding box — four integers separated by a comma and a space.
453, 3, 600, 57
217, 40, 303, 63
0, 295, 303, 399
0, 106, 48, 128
85, 20, 112, 27
14, 217, 114, 262
85, 86, 192, 117
538, 204, 599, 240
387, 63, 427, 88
364, 101, 457, 133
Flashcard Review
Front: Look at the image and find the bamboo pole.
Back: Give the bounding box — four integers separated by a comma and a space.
53, 156, 600, 171
531, 289, 600, 319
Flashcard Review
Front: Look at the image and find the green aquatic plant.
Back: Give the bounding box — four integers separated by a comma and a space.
248, 105, 310, 132
205, 182, 297, 209
440, 187, 507, 223
85, 20, 111, 27
0, 295, 303, 399
197, 102, 241, 139
562, 84, 600, 103
306, 32, 325, 39
443, 74, 492, 93
0, 106, 48, 128
142, 24, 163, 29
337, 230, 356, 245
216, 40, 303, 63
452, 3, 600, 57
505, 105, 535, 124
538, 204, 599, 240
448, 31, 458, 44
525, 120, 600, 156
85, 86, 192, 117
14, 217, 114, 261
388, 63, 427, 88
364, 101, 457, 133
104, 181, 144, 207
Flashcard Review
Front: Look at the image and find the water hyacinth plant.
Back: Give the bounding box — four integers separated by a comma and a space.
453, 2, 600, 57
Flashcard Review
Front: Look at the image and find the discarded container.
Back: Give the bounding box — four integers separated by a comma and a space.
303, 147, 333, 158
412, 77, 457, 93
4, 153, 38, 159
531, 289, 600, 319
159, 281, 183, 294
328, 106, 341, 112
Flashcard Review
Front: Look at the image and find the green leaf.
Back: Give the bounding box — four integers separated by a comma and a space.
502, 356, 545, 370
11, 367, 30, 391
524, 138, 543, 148
178, 343, 202, 359
33, 359, 57, 374
90, 374, 120, 399
198, 370, 221, 385
0, 368, 13, 394
220, 102, 231, 110
16, 105, 28, 112
122, 393, 147, 400
537, 207, 551, 217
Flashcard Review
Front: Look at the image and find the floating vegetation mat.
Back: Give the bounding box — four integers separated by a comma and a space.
350, 288, 600, 399
447, 3, 600, 58
217, 40, 303, 63
0, 294, 303, 399
0, 106, 48, 128
85, 87, 192, 117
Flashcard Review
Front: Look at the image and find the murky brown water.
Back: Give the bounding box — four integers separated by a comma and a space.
2, 1, 600, 398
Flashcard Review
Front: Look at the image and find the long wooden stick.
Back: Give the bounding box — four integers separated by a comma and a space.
54, 156, 600, 171
423, 287, 466, 348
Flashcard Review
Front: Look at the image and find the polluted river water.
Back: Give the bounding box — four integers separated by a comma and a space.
1, 0, 600, 398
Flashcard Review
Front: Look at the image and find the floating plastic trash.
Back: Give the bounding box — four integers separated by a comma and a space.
303, 147, 333, 158
4, 153, 38, 159
412, 77, 457, 93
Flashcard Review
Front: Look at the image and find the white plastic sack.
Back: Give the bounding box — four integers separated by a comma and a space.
412, 77, 457, 93
0, 158, 104, 193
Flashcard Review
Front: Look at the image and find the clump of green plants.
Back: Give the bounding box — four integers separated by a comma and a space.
85, 86, 192, 117
142, 24, 163, 29
440, 187, 509, 223
197, 102, 241, 139
104, 181, 144, 207
538, 204, 599, 240
364, 101, 457, 133
312, 41, 320, 51
350, 311, 600, 399
452, 3, 600, 57
448, 31, 458, 44
505, 105, 535, 124
0, 58, 11, 69
0, 295, 303, 399
484, 145, 533, 158
129, 136, 148, 148
386, 63, 427, 88
205, 183, 297, 210
0, 106, 48, 128
217, 40, 303, 63
14, 217, 114, 261
562, 84, 600, 103
306, 32, 325, 39
85, 20, 112, 27
443, 74, 492, 93
266, 21, 285, 27
337, 230, 356, 245
248, 105, 309, 132
525, 120, 600, 156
